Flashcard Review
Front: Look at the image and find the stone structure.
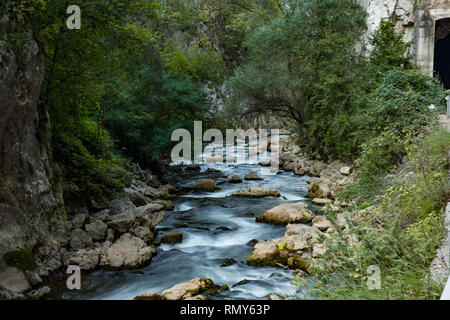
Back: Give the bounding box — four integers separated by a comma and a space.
358, 0, 450, 77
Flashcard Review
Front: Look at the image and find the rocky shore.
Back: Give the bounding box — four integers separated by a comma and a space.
0, 167, 180, 299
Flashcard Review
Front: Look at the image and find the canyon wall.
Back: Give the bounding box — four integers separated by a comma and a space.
0, 17, 67, 297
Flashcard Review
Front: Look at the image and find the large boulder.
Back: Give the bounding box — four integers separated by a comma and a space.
256, 202, 314, 225
131, 226, 154, 243
231, 188, 281, 198
229, 175, 243, 183
161, 232, 183, 244
71, 214, 89, 229
84, 220, 107, 241
153, 200, 175, 211
311, 216, 334, 232
160, 278, 226, 300
69, 229, 93, 250
135, 203, 165, 228
312, 161, 328, 176
67, 248, 101, 271
124, 188, 149, 206
246, 224, 324, 272
244, 172, 263, 181
109, 199, 135, 215
157, 184, 179, 199
0, 267, 30, 293
195, 179, 215, 192
107, 209, 136, 233
306, 178, 331, 198
102, 233, 153, 269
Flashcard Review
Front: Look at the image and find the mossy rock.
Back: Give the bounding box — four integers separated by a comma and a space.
246, 256, 280, 267
3, 248, 36, 271
154, 200, 175, 211
161, 232, 183, 244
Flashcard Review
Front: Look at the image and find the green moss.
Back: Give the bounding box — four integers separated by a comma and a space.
3, 248, 36, 271
246, 256, 279, 267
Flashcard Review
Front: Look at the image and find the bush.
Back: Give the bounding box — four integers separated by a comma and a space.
304, 127, 450, 300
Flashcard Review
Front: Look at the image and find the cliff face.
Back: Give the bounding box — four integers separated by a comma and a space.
0, 18, 66, 297
357, 0, 450, 74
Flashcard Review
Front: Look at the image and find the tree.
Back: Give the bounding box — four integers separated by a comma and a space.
227, 0, 367, 159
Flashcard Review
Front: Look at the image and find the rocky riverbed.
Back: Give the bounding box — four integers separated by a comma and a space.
2, 134, 359, 300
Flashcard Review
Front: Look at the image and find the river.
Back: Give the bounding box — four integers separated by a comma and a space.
54, 136, 315, 300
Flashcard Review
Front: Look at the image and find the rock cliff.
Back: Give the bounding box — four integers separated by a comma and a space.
0, 16, 66, 297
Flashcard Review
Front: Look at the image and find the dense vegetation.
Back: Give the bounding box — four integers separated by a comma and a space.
3, 0, 448, 299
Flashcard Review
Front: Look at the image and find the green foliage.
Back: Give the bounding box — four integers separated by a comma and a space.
227, 0, 368, 159
295, 215, 445, 300
369, 18, 413, 72
3, 248, 36, 271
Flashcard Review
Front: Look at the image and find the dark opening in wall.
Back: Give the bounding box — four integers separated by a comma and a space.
434, 18, 450, 89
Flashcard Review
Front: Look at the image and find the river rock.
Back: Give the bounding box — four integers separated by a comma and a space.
312, 198, 333, 205
244, 172, 263, 181
161, 232, 183, 244
231, 188, 281, 198
131, 226, 154, 242
125, 188, 149, 206
307, 178, 331, 198
245, 236, 310, 271
259, 155, 278, 167
133, 291, 163, 300
135, 203, 165, 228
109, 199, 135, 215
68, 248, 100, 271
311, 216, 333, 232
107, 209, 136, 233
0, 267, 30, 293
160, 278, 226, 300
26, 286, 51, 300
229, 175, 243, 183
102, 233, 152, 269
312, 243, 328, 258
70, 228, 93, 250
153, 200, 175, 211
312, 161, 328, 176
195, 179, 215, 192
71, 214, 89, 229
85, 220, 107, 241
157, 184, 179, 199
340, 166, 352, 176
92, 209, 110, 222
246, 224, 323, 272
256, 202, 314, 225
105, 228, 115, 243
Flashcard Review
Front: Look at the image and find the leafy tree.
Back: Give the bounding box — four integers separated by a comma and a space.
227, 0, 367, 159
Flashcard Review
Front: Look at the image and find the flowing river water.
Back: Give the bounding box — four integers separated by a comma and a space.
54, 136, 316, 300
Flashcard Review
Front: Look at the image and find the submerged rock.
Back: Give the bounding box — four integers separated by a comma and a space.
244, 172, 264, 181
256, 202, 314, 225
231, 188, 281, 198
195, 179, 215, 192
220, 258, 237, 267
229, 175, 243, 183
161, 232, 183, 244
